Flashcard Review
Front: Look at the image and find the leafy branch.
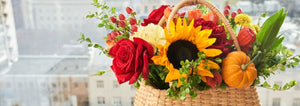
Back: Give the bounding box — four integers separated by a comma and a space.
259, 80, 297, 91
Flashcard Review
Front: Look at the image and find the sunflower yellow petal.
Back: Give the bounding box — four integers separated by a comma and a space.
206, 60, 220, 69
202, 77, 207, 82
169, 20, 176, 37
198, 29, 212, 38
202, 49, 222, 57
165, 69, 182, 82
197, 66, 214, 78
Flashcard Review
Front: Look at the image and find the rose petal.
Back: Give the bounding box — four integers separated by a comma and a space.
142, 51, 149, 79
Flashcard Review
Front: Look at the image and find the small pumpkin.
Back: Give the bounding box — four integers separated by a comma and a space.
222, 51, 257, 88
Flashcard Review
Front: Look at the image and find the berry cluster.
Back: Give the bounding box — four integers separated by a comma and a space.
107, 7, 139, 42
223, 5, 243, 25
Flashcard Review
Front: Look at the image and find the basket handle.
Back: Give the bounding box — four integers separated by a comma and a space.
163, 0, 241, 51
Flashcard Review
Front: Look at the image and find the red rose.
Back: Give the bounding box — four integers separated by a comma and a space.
141, 5, 169, 26
108, 38, 154, 84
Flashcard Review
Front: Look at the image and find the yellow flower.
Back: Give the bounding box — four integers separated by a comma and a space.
235, 14, 252, 26
151, 18, 222, 87
245, 24, 260, 34
130, 23, 165, 46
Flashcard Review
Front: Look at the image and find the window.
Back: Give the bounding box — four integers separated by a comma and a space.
113, 80, 119, 88
97, 97, 105, 104
97, 80, 104, 88
272, 98, 281, 106
113, 97, 121, 106
74, 82, 78, 88
52, 83, 56, 88
53, 96, 58, 102
65, 96, 69, 101
293, 98, 300, 106
63, 82, 67, 88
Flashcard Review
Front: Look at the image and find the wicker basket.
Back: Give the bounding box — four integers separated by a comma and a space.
134, 81, 260, 106
134, 0, 261, 105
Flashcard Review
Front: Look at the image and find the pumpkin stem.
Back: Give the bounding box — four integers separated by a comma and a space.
241, 51, 261, 70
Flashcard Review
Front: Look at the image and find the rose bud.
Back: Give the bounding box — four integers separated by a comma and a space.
231, 12, 237, 18
224, 9, 230, 16
126, 7, 133, 14
237, 26, 256, 47
130, 18, 137, 25
110, 16, 117, 23
237, 8, 243, 14
131, 25, 138, 32
206, 71, 222, 88
225, 4, 231, 10
118, 20, 126, 28
119, 14, 126, 20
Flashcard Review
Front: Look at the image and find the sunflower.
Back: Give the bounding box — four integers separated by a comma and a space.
152, 18, 222, 87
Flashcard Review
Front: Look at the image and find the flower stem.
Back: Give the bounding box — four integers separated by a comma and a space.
241, 51, 261, 70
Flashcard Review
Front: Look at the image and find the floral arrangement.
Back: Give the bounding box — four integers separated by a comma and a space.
79, 0, 300, 99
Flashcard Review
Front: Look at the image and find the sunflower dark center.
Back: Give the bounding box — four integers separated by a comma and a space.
167, 40, 199, 69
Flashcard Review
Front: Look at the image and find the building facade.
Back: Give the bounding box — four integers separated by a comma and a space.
88, 71, 137, 106
0, 0, 18, 74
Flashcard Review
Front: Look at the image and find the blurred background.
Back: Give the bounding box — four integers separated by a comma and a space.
0, 0, 300, 106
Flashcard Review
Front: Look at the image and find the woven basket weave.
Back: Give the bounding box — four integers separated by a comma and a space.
134, 81, 260, 106
134, 0, 261, 105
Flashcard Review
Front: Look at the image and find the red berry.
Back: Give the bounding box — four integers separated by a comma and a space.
118, 20, 126, 28
231, 12, 237, 18
131, 25, 138, 32
224, 9, 230, 16
119, 14, 126, 20
110, 16, 117, 23
129, 18, 137, 25
237, 8, 243, 14
225, 4, 231, 10
126, 7, 133, 14
107, 33, 113, 41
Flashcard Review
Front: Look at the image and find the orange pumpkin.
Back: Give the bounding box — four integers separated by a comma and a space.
222, 51, 257, 88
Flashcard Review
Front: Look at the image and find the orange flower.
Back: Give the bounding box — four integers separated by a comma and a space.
188, 9, 202, 21
202, 11, 218, 24
106, 40, 116, 50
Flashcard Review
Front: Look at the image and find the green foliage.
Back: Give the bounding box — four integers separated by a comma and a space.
166, 52, 218, 100
77, 33, 108, 55
259, 80, 297, 91
147, 64, 169, 89
257, 8, 287, 52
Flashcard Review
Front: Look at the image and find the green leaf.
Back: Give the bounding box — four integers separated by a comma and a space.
111, 7, 116, 13
273, 84, 280, 90
88, 44, 93, 47
257, 8, 287, 52
85, 38, 92, 43
94, 71, 106, 76
93, 0, 98, 3
98, 23, 105, 28
271, 36, 284, 49
260, 12, 268, 17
